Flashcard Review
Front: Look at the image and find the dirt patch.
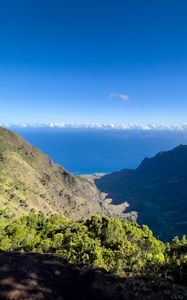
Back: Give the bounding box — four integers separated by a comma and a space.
0, 252, 187, 300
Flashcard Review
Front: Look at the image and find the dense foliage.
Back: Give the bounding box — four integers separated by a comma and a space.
0, 210, 186, 283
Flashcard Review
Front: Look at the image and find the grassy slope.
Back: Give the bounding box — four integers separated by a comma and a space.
0, 127, 102, 219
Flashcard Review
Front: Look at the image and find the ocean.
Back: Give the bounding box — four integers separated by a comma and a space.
13, 128, 187, 175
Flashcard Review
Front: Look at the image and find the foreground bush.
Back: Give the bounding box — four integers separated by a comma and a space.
0, 211, 186, 282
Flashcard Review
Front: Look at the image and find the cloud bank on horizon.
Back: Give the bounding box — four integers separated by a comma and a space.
1, 122, 187, 131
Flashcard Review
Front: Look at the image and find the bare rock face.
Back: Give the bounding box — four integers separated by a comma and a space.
0, 127, 102, 219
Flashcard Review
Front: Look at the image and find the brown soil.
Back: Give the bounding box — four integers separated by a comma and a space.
0, 252, 187, 300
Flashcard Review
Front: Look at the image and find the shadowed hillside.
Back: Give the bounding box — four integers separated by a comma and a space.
95, 145, 187, 241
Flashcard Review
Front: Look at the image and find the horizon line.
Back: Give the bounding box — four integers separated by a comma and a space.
1, 122, 187, 131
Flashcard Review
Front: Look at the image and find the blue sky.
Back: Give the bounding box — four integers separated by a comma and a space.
0, 0, 187, 124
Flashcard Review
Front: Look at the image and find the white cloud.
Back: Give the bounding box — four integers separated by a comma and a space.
2, 122, 187, 131
109, 92, 130, 102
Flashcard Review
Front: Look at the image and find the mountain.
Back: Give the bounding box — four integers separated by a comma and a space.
0, 127, 103, 219
95, 145, 187, 240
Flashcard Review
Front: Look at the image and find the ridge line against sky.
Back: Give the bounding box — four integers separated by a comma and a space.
2, 122, 187, 131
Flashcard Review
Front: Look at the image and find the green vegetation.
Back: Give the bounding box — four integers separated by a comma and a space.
0, 128, 186, 289
95, 145, 187, 241
0, 127, 103, 219
0, 211, 186, 284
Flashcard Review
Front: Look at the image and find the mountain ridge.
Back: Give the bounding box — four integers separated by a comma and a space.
0, 127, 133, 221
0, 127, 102, 219
136, 144, 187, 176
95, 145, 187, 240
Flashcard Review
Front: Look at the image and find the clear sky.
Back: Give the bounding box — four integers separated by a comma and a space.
0, 0, 187, 124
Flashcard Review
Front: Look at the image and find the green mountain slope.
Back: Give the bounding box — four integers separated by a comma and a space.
0, 127, 102, 218
95, 145, 187, 241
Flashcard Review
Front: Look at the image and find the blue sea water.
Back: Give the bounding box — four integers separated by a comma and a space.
13, 128, 187, 175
